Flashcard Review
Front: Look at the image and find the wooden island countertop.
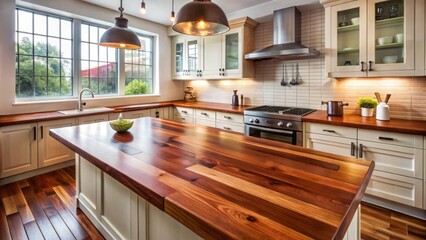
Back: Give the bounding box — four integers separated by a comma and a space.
50, 118, 374, 240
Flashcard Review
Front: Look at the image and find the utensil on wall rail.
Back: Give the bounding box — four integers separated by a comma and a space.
290, 62, 300, 86
280, 63, 287, 86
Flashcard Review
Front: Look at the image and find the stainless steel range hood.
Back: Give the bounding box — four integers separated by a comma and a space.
245, 7, 320, 61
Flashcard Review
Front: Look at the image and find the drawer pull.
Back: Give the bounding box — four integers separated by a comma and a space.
201, 112, 208, 116
350, 142, 355, 157
223, 116, 232, 119
40, 126, 44, 139
322, 129, 336, 133
180, 118, 186, 120
33, 127, 37, 141
358, 144, 364, 158
181, 110, 188, 114
378, 136, 394, 141
223, 127, 231, 130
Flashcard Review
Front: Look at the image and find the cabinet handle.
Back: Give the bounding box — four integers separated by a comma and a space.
378, 136, 394, 141
180, 117, 186, 120
322, 129, 336, 133
181, 110, 188, 114
40, 126, 44, 139
368, 61, 373, 71
223, 116, 232, 119
201, 112, 208, 116
350, 142, 355, 156
358, 144, 364, 158
360, 61, 366, 72
33, 126, 37, 141
156, 111, 160, 118
223, 127, 231, 130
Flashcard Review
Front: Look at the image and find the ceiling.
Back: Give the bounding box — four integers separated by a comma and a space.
82, 0, 319, 26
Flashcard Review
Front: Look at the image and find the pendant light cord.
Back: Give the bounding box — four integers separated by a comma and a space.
118, 0, 124, 18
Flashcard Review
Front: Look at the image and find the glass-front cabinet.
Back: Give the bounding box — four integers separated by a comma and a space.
172, 36, 202, 80
327, 0, 415, 77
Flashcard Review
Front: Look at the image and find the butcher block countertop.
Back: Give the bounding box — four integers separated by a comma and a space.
51, 117, 374, 240
0, 101, 250, 127
303, 110, 426, 135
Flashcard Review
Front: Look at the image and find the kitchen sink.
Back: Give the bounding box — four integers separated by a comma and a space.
58, 107, 113, 115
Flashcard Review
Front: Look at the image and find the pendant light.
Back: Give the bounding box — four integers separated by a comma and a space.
99, 0, 141, 50
140, 0, 146, 15
172, 0, 230, 36
170, 0, 175, 23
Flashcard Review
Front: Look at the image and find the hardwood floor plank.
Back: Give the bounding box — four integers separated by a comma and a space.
48, 212, 77, 240
2, 196, 18, 215
24, 221, 45, 240
75, 208, 105, 240
21, 186, 60, 240
17, 179, 30, 188
53, 185, 77, 215
7, 212, 28, 240
9, 183, 36, 224
0, 197, 12, 240
48, 194, 89, 240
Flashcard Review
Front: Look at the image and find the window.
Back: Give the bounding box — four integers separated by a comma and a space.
15, 8, 73, 99
81, 23, 118, 95
124, 36, 154, 95
15, 7, 156, 101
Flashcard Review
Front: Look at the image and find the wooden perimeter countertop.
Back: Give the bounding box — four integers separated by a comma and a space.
0, 101, 251, 127
303, 110, 426, 135
51, 117, 374, 240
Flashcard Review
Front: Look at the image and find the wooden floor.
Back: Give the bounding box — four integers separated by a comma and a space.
0, 167, 425, 240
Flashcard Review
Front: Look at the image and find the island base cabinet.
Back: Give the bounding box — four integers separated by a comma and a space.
343, 206, 360, 240
76, 155, 202, 240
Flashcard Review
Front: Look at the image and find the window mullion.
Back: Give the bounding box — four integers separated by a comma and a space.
73, 19, 81, 98
119, 49, 125, 95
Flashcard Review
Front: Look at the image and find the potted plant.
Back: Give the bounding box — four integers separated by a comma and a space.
357, 97, 378, 117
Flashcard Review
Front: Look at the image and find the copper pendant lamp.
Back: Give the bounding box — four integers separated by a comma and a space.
172, 0, 230, 36
99, 0, 141, 50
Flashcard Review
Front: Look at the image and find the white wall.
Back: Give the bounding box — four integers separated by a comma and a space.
0, 0, 183, 115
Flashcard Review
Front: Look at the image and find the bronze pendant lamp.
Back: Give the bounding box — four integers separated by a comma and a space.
99, 0, 141, 50
172, 0, 230, 36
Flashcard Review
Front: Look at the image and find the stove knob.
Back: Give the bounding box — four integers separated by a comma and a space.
286, 122, 293, 128
249, 118, 254, 123
277, 121, 284, 127
254, 119, 260, 124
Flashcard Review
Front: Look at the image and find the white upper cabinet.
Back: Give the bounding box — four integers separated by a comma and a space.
324, 0, 419, 77
172, 36, 203, 80
172, 17, 257, 80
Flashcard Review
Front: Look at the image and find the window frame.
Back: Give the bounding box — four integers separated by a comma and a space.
14, 7, 158, 103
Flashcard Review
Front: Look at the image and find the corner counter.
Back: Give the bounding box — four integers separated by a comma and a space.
51, 117, 374, 240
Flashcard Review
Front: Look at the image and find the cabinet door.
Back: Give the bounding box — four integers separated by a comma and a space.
186, 36, 203, 78
172, 36, 186, 79
222, 28, 242, 78
77, 114, 109, 125
330, 1, 367, 77
124, 109, 151, 119
101, 173, 138, 240
38, 119, 75, 168
202, 35, 222, 78
0, 124, 37, 178
366, 0, 415, 74
358, 140, 423, 178
305, 133, 357, 158
77, 156, 102, 219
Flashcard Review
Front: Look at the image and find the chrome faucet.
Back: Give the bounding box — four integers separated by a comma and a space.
78, 88, 94, 111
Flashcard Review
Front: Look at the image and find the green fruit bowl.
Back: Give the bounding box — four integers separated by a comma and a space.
109, 119, 134, 132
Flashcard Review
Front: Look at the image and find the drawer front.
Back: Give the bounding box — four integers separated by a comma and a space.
216, 122, 244, 133
305, 133, 357, 158
366, 171, 423, 208
359, 140, 423, 179
195, 109, 216, 120
305, 123, 357, 139
174, 107, 194, 116
195, 118, 215, 128
150, 109, 163, 118
124, 110, 151, 119
174, 115, 194, 124
358, 129, 423, 149
216, 112, 244, 124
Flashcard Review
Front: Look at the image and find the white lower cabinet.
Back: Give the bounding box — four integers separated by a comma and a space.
76, 155, 202, 240
124, 110, 151, 119
0, 123, 38, 178
305, 122, 425, 209
78, 114, 109, 125
38, 119, 76, 168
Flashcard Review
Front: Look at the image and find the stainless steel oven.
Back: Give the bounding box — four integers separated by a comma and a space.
243, 106, 315, 147
245, 124, 303, 146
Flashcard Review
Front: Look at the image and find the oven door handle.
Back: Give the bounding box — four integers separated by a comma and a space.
246, 125, 295, 135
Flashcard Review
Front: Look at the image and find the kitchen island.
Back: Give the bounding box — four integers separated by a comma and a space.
50, 117, 374, 240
